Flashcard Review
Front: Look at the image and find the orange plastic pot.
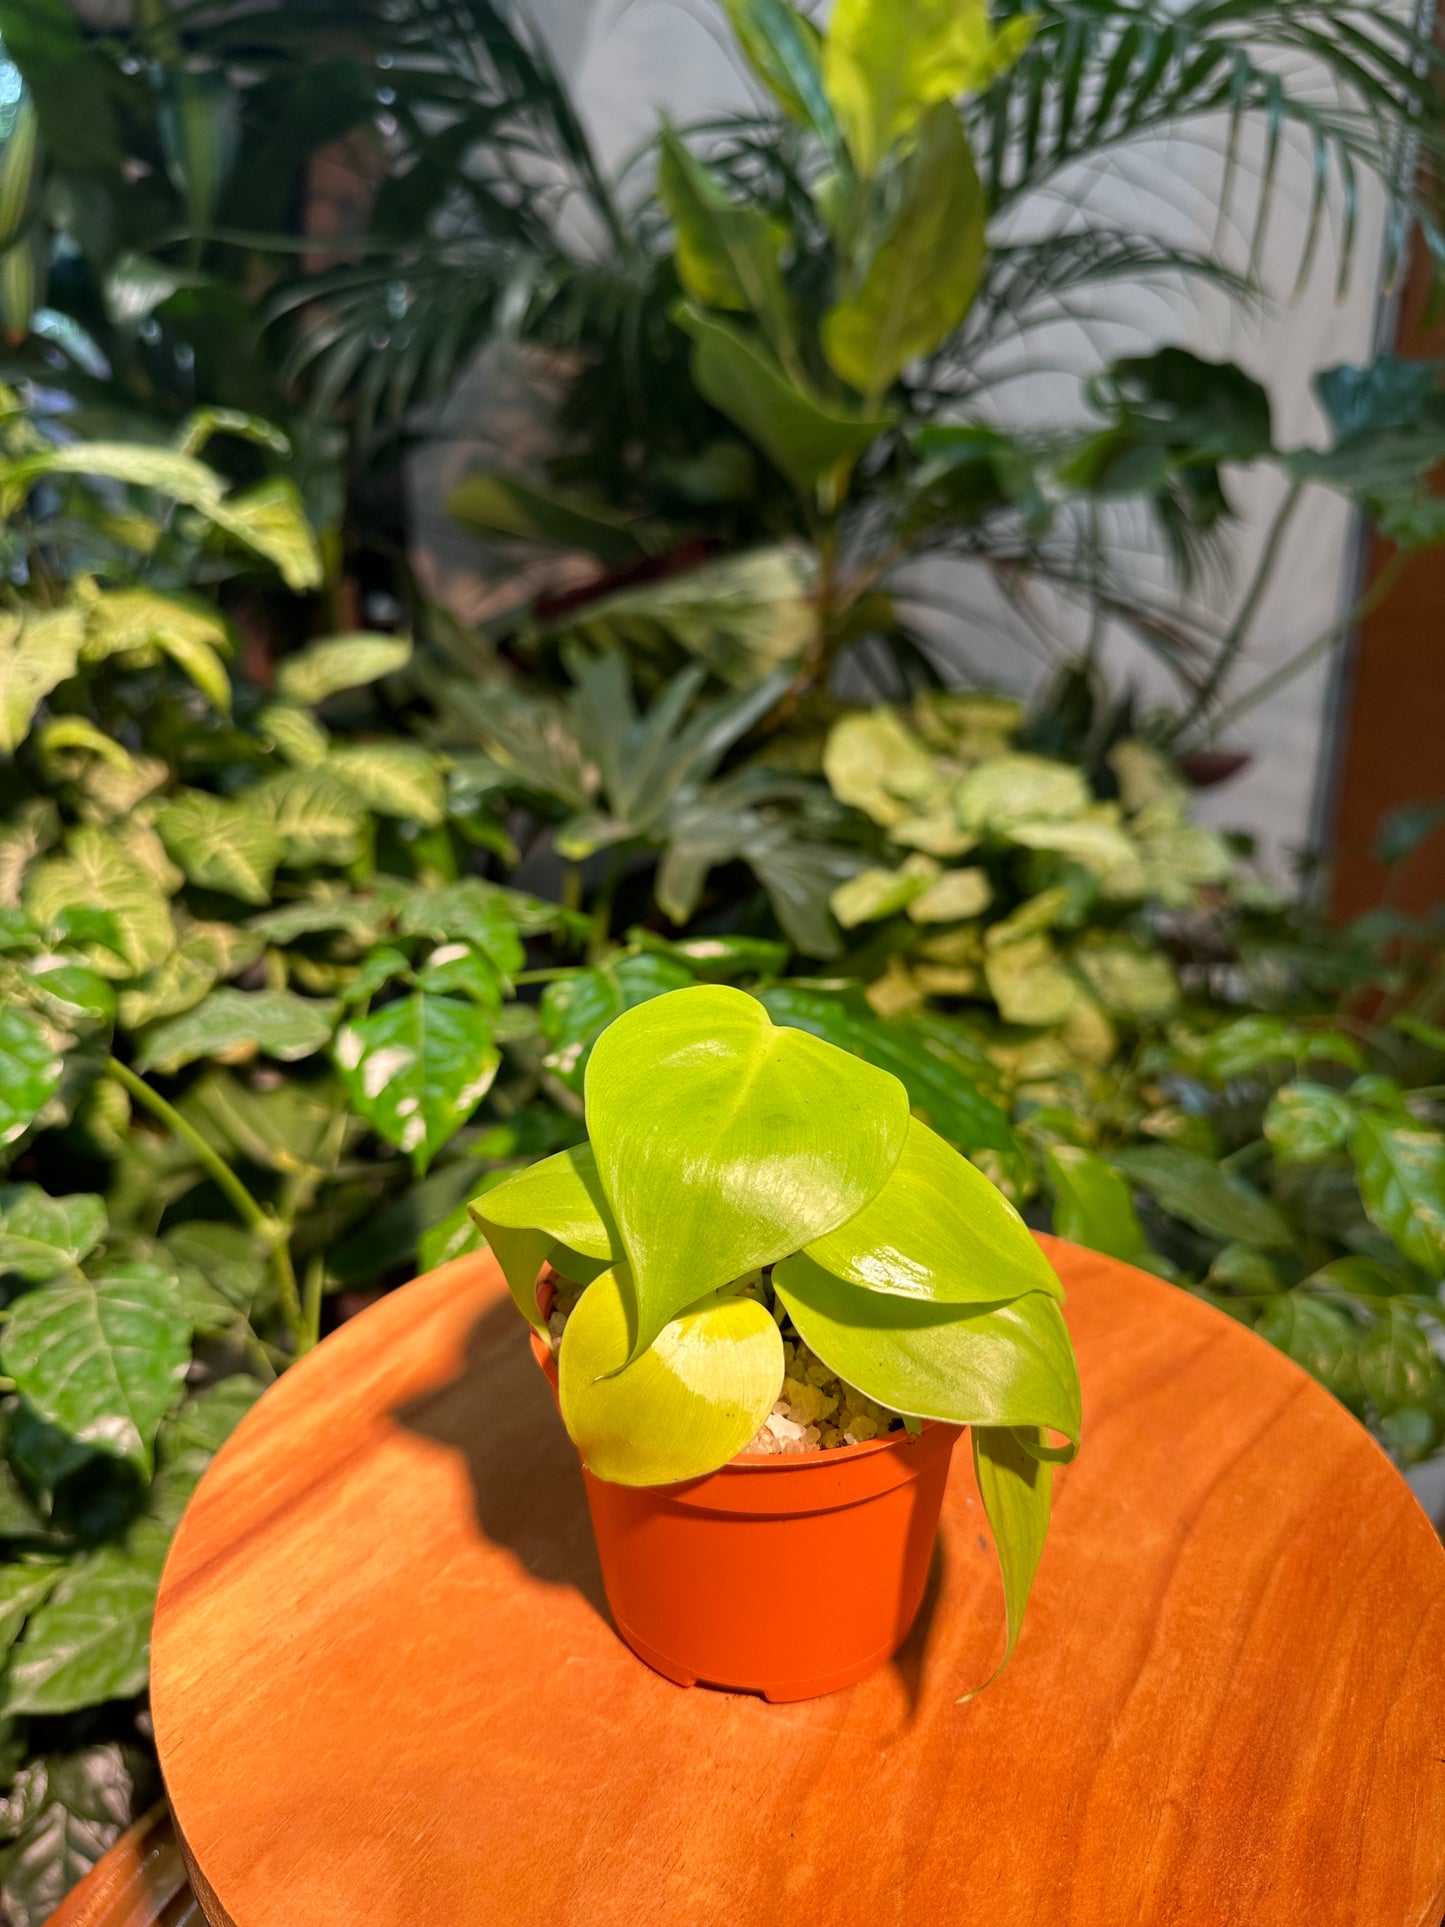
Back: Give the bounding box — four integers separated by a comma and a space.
530, 1303, 960, 1702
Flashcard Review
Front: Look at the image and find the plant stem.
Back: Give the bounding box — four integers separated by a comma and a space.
105, 1056, 307, 1353
1177, 477, 1304, 735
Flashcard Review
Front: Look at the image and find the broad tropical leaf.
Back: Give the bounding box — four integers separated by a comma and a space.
1047, 1146, 1151, 1266
335, 992, 498, 1172
136, 988, 335, 1075
2, 1547, 164, 1715
23, 827, 175, 978
470, 1143, 619, 1328
155, 791, 283, 906
0, 610, 83, 754
1111, 1145, 1294, 1250
586, 984, 911, 1355
659, 125, 790, 325
559, 1267, 783, 1484
540, 953, 695, 1093
327, 744, 445, 824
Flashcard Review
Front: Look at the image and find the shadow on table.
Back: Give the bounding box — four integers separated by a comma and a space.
390, 1297, 610, 1622
890, 1535, 947, 1723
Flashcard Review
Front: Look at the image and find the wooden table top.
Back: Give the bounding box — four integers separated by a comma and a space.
151, 1238, 1445, 1927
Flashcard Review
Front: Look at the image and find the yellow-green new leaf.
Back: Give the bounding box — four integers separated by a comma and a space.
659, 125, 791, 325
470, 1144, 620, 1330
823, 0, 1037, 174
559, 1268, 783, 1485
327, 744, 445, 825
804, 1117, 1063, 1304
277, 634, 413, 707
773, 1252, 1081, 1438
675, 304, 892, 490
966, 1425, 1054, 1693
23, 826, 175, 978
721, 0, 837, 141
823, 105, 985, 400
205, 478, 322, 590
156, 790, 283, 905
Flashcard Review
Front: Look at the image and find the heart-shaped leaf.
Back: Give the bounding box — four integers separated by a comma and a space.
0, 1268, 191, 1474
559, 1268, 783, 1485
335, 992, 498, 1173
1264, 1083, 1356, 1164
155, 789, 282, 905
587, 985, 911, 1355
136, 988, 335, 1074
469, 1144, 619, 1328
803, 1118, 1061, 1303
772, 1252, 1080, 1439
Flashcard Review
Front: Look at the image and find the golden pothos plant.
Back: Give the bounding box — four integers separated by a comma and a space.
474, 983, 1081, 1666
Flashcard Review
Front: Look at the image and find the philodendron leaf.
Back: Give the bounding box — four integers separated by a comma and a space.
0, 1188, 106, 1282
0, 1005, 63, 1150
155, 789, 283, 905
2, 1545, 163, 1714
967, 1425, 1053, 1691
1264, 1083, 1356, 1165
469, 1144, 619, 1329
823, 103, 985, 401
772, 1253, 1081, 1441
559, 1267, 783, 1485
136, 988, 335, 1074
0, 1269, 191, 1475
1351, 1114, 1445, 1273
277, 633, 412, 706
587, 985, 911, 1357
674, 304, 892, 489
335, 992, 498, 1173
804, 1118, 1061, 1304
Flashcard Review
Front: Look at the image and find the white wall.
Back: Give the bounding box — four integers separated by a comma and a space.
416, 0, 1395, 871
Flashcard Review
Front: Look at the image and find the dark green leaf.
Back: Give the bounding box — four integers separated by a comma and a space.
1112, 1145, 1293, 1249
446, 473, 644, 567
0, 1004, 62, 1151
2, 1547, 162, 1715
540, 954, 694, 1094
334, 993, 498, 1173
136, 988, 336, 1074
1255, 1294, 1360, 1403
1046, 1145, 1148, 1264
1351, 1114, 1445, 1273
1264, 1083, 1356, 1165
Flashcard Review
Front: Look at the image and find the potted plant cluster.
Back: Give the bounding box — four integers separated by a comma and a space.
473, 984, 1080, 1700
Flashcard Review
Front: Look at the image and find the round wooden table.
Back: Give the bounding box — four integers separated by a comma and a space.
151, 1239, 1445, 1927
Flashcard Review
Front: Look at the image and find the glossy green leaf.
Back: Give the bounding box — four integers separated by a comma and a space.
0, 1742, 142, 1927
0, 610, 83, 754
165, 1223, 270, 1336
0, 1004, 62, 1150
756, 987, 1015, 1153
1351, 1114, 1445, 1273
674, 304, 892, 489
1255, 1294, 1360, 1403
1112, 1145, 1293, 1250
2, 1546, 162, 1714
253, 769, 368, 866
327, 744, 445, 825
969, 1425, 1053, 1684
558, 1267, 783, 1485
204, 478, 322, 590
823, 0, 1035, 173
157, 1376, 264, 1462
470, 1144, 619, 1328
417, 1200, 486, 1273
1358, 1300, 1436, 1415
0, 1269, 191, 1474
0, 1563, 63, 1658
588, 985, 911, 1355
0, 1188, 105, 1282
155, 790, 283, 906
1046, 1146, 1150, 1265
824, 106, 984, 400
806, 1119, 1060, 1304
446, 473, 644, 566
773, 1253, 1081, 1438
335, 992, 498, 1173
720, 0, 837, 139
540, 954, 695, 1093
137, 988, 334, 1074
277, 633, 412, 707
1264, 1083, 1356, 1164
27, 958, 115, 1027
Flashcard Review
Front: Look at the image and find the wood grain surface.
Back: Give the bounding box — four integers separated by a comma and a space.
149, 1238, 1445, 1927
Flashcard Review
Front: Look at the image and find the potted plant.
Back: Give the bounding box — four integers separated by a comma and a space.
472, 984, 1080, 1700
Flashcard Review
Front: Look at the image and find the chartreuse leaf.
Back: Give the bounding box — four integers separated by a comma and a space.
674, 304, 892, 490
804, 1119, 1061, 1303
823, 104, 984, 402
0, 1189, 106, 1282
968, 1426, 1053, 1691
772, 1253, 1081, 1440
720, 0, 836, 142
659, 125, 790, 325
0, 609, 83, 753
23, 826, 175, 978
1351, 1114, 1445, 1273
0, 1006, 62, 1149
326, 744, 445, 824
822, 0, 1035, 174
277, 633, 412, 706
335, 993, 498, 1174
0, 1270, 191, 1475
559, 1267, 783, 1486
204, 478, 322, 590
470, 1144, 619, 1329
587, 986, 911, 1357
